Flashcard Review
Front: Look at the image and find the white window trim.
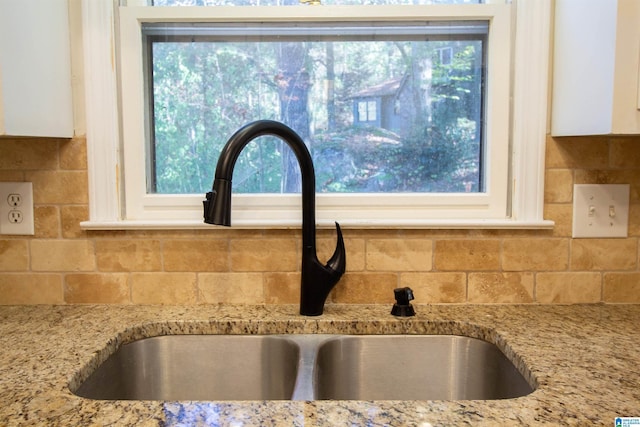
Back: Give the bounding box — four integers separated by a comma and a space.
80, 0, 553, 230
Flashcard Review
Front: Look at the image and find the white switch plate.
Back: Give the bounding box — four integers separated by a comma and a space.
0, 182, 35, 235
572, 184, 629, 238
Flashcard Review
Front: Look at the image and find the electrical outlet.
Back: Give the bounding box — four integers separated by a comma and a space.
572, 184, 630, 238
8, 210, 24, 223
0, 182, 34, 235
7, 193, 22, 207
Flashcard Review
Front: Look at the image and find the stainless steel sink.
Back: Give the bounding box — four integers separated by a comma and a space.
74, 335, 300, 400
72, 334, 534, 401
315, 335, 533, 400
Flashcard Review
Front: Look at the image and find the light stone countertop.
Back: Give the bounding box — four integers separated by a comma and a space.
0, 304, 638, 426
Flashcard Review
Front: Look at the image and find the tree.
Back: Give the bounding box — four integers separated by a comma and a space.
275, 40, 311, 193
150, 28, 483, 195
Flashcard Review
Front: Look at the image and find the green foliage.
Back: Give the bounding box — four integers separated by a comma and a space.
150, 32, 483, 195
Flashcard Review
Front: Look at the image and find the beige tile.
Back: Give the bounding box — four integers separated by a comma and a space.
570, 239, 637, 271
332, 272, 398, 303
0, 274, 63, 304
264, 272, 300, 304
603, 273, 640, 303
0, 139, 59, 170
34, 206, 60, 238
468, 272, 534, 303
27, 170, 88, 204
64, 273, 130, 303
573, 170, 640, 203
5, 131, 640, 306
59, 137, 87, 170
544, 169, 573, 203
629, 204, 640, 237
131, 272, 197, 304
61, 205, 89, 238
401, 272, 466, 303
574, 169, 634, 184
318, 237, 365, 272
0, 171, 24, 181
543, 204, 572, 237
164, 240, 229, 272
610, 137, 640, 169
96, 240, 161, 272
199, 272, 264, 304
502, 238, 569, 271
434, 240, 500, 271
366, 239, 432, 271
545, 136, 609, 169
0, 240, 29, 271
231, 238, 298, 272
536, 272, 601, 303
125, 229, 194, 240
352, 229, 400, 239
626, 172, 640, 204
31, 240, 95, 272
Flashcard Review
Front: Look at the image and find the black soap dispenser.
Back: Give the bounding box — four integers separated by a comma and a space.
391, 287, 415, 317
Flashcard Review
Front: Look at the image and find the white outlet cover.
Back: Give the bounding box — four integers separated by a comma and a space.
572, 184, 630, 238
0, 182, 35, 235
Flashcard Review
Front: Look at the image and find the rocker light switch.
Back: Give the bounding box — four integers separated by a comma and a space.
572, 184, 629, 238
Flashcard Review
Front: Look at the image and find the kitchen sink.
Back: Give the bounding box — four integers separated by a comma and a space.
315, 335, 533, 400
72, 334, 534, 401
74, 335, 300, 400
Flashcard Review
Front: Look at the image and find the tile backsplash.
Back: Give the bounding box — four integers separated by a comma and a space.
1, 135, 640, 305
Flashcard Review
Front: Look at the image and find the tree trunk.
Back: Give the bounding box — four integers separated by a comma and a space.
410, 42, 432, 129
275, 40, 311, 193
326, 42, 336, 131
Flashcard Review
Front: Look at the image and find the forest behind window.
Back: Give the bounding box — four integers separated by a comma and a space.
145, 17, 486, 195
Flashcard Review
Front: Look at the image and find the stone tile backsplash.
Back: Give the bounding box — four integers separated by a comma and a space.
1, 135, 640, 305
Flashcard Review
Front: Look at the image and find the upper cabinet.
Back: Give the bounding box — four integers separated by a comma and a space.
551, 0, 640, 136
0, 0, 73, 138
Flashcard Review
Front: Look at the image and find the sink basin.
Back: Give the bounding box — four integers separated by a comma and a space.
74, 335, 300, 400
315, 335, 533, 400
73, 334, 534, 401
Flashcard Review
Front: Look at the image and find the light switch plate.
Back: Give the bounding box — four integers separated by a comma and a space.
572, 184, 629, 238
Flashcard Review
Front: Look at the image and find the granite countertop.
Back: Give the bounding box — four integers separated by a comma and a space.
0, 304, 638, 426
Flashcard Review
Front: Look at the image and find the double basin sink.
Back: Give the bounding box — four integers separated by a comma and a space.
73, 334, 534, 401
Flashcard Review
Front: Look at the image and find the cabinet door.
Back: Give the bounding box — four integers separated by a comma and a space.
637, 53, 640, 113
610, 0, 640, 134
0, 0, 73, 138
551, 0, 640, 136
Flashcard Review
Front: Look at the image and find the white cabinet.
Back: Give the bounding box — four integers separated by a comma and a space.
551, 0, 640, 136
0, 0, 73, 138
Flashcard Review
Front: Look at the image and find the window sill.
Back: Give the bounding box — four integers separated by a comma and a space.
80, 218, 554, 230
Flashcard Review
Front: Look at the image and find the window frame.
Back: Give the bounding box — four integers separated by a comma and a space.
80, 0, 553, 230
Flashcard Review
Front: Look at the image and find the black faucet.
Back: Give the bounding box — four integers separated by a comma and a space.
203, 120, 346, 316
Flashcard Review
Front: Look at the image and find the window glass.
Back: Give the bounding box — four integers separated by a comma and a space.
145, 21, 486, 195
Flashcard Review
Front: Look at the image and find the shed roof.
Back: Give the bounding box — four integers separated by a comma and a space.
348, 75, 408, 99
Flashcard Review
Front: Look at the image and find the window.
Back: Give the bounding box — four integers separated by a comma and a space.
357, 101, 378, 124
144, 20, 486, 195
81, 0, 553, 229
436, 46, 453, 65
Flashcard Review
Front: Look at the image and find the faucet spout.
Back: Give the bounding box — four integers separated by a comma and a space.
204, 120, 346, 316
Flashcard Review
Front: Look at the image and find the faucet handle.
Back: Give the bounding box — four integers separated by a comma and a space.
325, 222, 346, 276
